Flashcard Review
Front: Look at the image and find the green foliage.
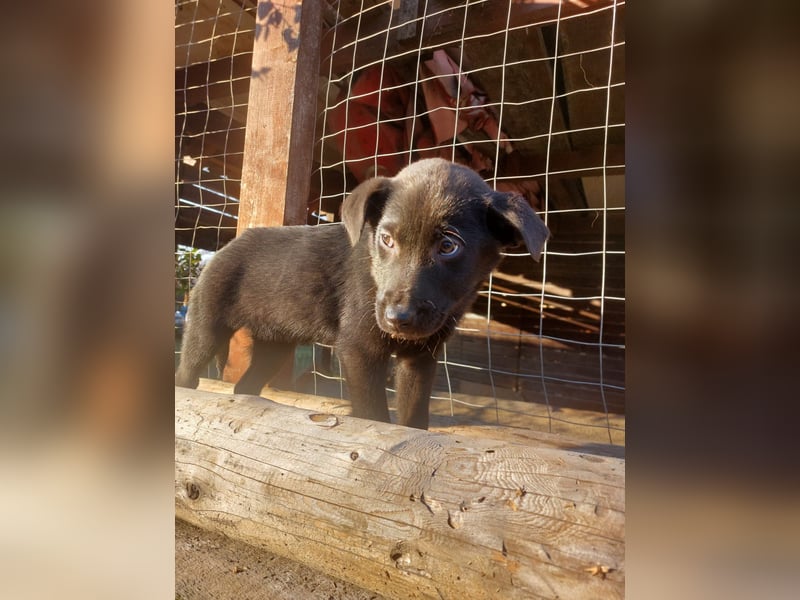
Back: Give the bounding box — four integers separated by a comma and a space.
175, 248, 201, 304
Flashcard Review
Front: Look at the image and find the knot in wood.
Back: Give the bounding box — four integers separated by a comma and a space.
389, 541, 416, 568
308, 413, 339, 428
186, 482, 201, 500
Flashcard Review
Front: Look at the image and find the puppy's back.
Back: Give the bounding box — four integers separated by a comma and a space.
189, 224, 350, 345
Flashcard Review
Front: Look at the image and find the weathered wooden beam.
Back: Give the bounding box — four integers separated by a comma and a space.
238, 0, 323, 230
176, 387, 625, 599
284, 0, 324, 227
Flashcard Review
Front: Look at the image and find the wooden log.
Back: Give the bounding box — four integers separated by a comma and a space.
176, 387, 625, 599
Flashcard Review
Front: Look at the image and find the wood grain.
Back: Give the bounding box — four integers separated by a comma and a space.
176, 387, 624, 599
238, 0, 322, 230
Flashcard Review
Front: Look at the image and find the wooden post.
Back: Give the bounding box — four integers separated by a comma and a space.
238, 0, 323, 230
176, 387, 625, 599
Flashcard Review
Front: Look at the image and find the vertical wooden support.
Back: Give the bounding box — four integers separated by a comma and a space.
238, 0, 323, 231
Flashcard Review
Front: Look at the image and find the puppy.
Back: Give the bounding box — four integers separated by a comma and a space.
175, 158, 549, 429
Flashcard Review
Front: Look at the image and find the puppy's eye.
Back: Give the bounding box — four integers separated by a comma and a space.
380, 232, 394, 248
438, 236, 461, 257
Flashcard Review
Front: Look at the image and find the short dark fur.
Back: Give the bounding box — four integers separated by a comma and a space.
176, 158, 549, 429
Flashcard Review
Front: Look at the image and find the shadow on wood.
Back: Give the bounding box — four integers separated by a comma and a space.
195, 377, 626, 447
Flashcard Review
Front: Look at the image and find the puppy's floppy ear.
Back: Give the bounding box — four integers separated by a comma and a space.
485, 192, 550, 261
341, 176, 392, 245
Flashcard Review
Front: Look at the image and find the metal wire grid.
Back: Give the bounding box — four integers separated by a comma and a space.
173, 1, 625, 444
174, 0, 258, 380
314, 0, 625, 443
175, 0, 256, 254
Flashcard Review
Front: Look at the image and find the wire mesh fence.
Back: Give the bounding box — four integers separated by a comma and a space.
175, 0, 256, 275
175, 0, 257, 364
175, 0, 625, 445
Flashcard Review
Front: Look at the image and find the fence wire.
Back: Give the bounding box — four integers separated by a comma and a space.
175, 0, 625, 445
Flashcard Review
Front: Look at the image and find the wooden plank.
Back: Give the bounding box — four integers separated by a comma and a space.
176, 386, 625, 599
238, 0, 323, 230
284, 0, 325, 227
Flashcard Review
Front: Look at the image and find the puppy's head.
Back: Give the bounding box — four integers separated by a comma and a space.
342, 159, 550, 341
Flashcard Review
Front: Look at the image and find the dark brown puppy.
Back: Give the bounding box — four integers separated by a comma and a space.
175, 158, 549, 429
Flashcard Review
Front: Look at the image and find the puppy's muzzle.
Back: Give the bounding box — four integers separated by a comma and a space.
377, 298, 442, 340
384, 304, 414, 331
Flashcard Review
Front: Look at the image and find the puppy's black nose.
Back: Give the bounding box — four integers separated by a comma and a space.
384, 304, 413, 330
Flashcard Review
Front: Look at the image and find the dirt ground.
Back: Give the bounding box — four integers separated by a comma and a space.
176, 519, 388, 600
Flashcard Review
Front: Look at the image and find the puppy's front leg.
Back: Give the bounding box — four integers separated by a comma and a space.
394, 350, 438, 430
337, 346, 391, 423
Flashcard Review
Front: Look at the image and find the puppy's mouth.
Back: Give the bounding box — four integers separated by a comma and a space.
375, 300, 446, 341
